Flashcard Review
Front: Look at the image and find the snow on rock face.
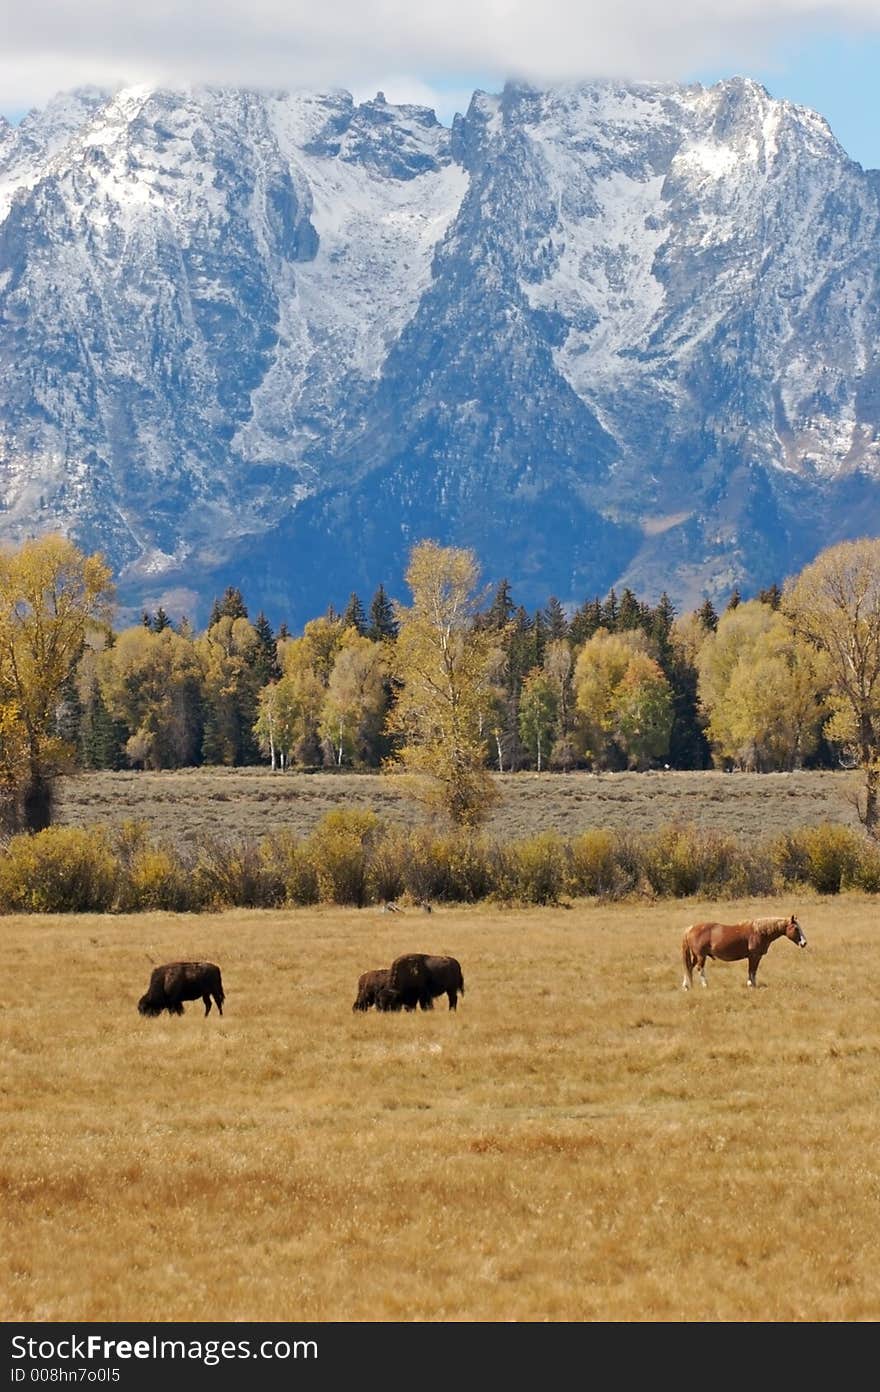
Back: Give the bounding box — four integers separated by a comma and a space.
1, 78, 880, 623
0, 84, 469, 575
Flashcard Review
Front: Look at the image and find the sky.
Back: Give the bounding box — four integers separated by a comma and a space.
2, 1, 880, 168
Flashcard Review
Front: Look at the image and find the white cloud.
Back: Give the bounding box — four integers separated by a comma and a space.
2, 1, 880, 115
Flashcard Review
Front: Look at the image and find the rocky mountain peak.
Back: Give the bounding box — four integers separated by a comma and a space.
1, 78, 879, 626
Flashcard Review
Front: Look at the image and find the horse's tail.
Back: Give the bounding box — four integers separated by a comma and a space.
681, 931, 696, 985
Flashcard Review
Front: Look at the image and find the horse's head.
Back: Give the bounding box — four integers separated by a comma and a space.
787, 914, 807, 948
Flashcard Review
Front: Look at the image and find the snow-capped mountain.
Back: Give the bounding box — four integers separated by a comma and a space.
1, 78, 879, 624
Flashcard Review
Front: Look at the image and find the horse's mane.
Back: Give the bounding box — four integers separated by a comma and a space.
750, 916, 791, 939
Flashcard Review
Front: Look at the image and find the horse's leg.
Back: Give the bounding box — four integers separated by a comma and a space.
747, 951, 761, 988
698, 953, 709, 987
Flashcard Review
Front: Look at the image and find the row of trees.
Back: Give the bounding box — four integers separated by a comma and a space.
3, 534, 880, 830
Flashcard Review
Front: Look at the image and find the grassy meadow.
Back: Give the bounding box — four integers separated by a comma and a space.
3, 893, 880, 1322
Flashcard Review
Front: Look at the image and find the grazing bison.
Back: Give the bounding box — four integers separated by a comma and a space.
352, 967, 395, 1012
388, 953, 465, 1011
138, 961, 225, 1017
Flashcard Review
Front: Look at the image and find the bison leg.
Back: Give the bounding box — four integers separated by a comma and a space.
447, 989, 458, 1010
168, 1001, 184, 1016
203, 993, 212, 1016
215, 992, 223, 1016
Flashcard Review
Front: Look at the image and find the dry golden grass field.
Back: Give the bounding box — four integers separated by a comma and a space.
52, 767, 862, 848
2, 892, 880, 1322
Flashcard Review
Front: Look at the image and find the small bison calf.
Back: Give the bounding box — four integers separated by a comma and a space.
138, 961, 225, 1018
352, 967, 395, 1012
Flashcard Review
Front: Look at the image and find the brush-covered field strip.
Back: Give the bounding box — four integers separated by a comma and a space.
52, 767, 863, 849
2, 894, 880, 1322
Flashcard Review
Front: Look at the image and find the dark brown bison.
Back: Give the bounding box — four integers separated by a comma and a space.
352, 967, 395, 1012
138, 961, 225, 1017
387, 953, 465, 1011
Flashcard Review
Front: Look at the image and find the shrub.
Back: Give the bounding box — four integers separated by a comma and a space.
501, 832, 568, 905
308, 809, 382, 905
568, 829, 625, 899
193, 836, 286, 909
641, 824, 743, 898
399, 828, 497, 903
724, 844, 779, 897
365, 828, 407, 905
803, 824, 863, 895
771, 830, 812, 887
117, 845, 200, 912
850, 838, 880, 893
260, 831, 319, 906
0, 826, 118, 913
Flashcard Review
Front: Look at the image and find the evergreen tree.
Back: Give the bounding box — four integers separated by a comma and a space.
531, 607, 547, 670
79, 677, 126, 770
341, 592, 367, 635
617, 587, 644, 632
666, 653, 711, 769
367, 584, 398, 641
253, 611, 281, 685
758, 583, 782, 610
650, 591, 676, 668
54, 673, 83, 750
726, 586, 742, 611
152, 606, 172, 633
209, 586, 249, 627
601, 587, 619, 631
697, 598, 719, 632
219, 586, 249, 621
568, 597, 603, 647
141, 609, 152, 629
483, 578, 516, 632
276, 622, 290, 642
544, 596, 568, 641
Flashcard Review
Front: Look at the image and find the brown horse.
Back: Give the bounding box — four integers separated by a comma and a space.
681, 914, 807, 990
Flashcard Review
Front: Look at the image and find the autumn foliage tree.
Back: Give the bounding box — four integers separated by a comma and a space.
696, 601, 827, 771
96, 625, 205, 769
518, 668, 558, 772
784, 538, 880, 831
573, 628, 672, 769
0, 535, 113, 828
387, 542, 498, 826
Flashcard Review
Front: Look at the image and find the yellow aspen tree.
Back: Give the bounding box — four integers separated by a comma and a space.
387, 541, 497, 826
0, 534, 113, 828
784, 538, 880, 832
